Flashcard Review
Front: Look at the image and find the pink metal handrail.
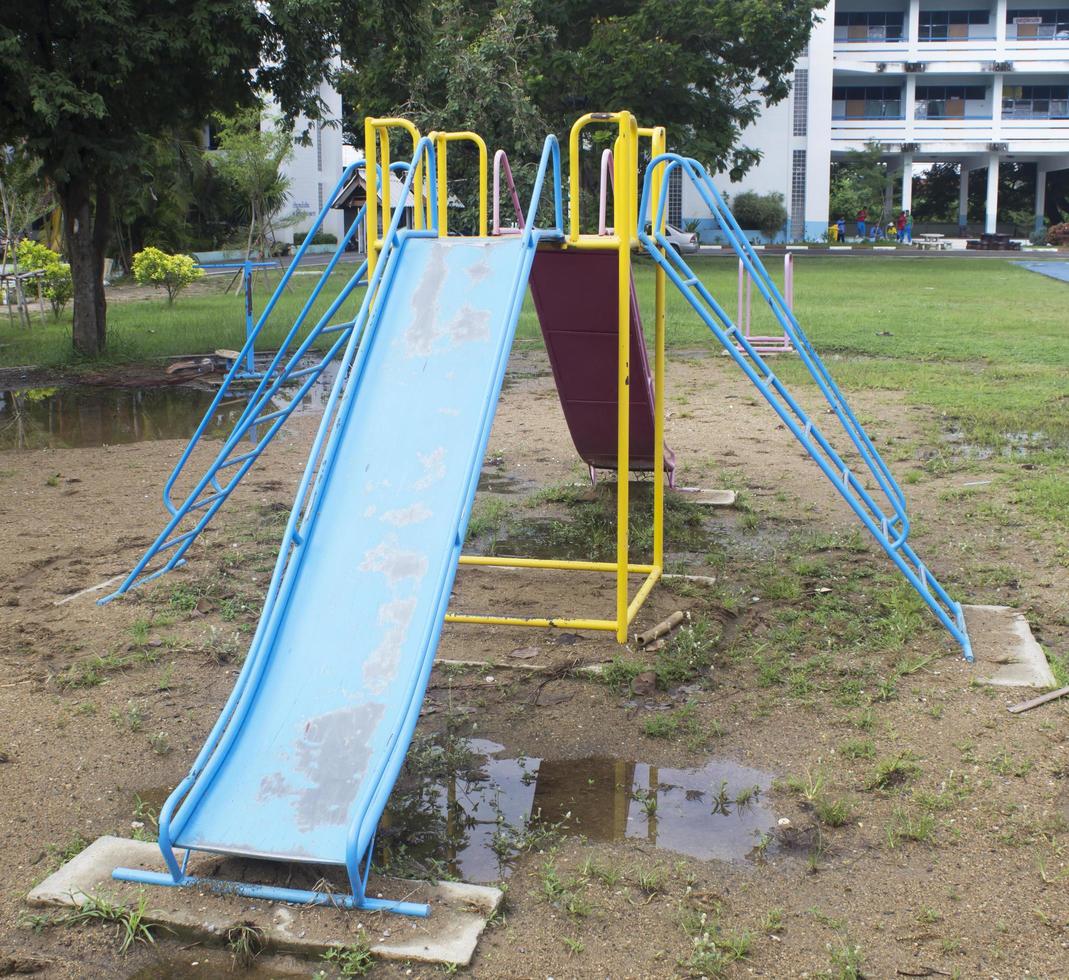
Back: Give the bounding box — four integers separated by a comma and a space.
492, 149, 524, 234
737, 252, 795, 355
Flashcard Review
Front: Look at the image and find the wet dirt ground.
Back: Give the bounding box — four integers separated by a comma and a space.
0, 346, 1066, 978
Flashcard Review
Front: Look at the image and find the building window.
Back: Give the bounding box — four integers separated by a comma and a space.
316, 120, 323, 172
831, 85, 904, 119
1006, 8, 1069, 39
790, 150, 806, 240
833, 11, 905, 42
1002, 84, 1069, 118
919, 10, 991, 41
667, 167, 683, 227
915, 85, 988, 118
793, 68, 809, 136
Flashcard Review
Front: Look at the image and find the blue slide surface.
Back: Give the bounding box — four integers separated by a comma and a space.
135, 234, 536, 909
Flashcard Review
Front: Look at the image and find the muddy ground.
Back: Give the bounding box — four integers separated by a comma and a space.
0, 346, 1066, 979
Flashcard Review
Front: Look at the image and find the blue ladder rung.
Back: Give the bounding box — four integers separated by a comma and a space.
188, 493, 223, 513
253, 408, 288, 426
286, 364, 324, 381
159, 528, 200, 553
319, 321, 354, 335
218, 449, 258, 470
682, 276, 699, 286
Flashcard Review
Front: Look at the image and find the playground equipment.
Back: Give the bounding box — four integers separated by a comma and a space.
104, 112, 971, 918
194, 258, 277, 378
736, 253, 795, 356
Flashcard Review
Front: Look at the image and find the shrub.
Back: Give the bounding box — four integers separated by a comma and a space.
14, 239, 73, 317
131, 247, 203, 303
1046, 222, 1069, 246
293, 230, 338, 246
730, 191, 789, 241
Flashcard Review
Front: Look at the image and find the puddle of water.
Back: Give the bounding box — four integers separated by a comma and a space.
377, 738, 778, 883
476, 469, 533, 494
0, 357, 338, 451
940, 429, 1051, 460
126, 949, 306, 979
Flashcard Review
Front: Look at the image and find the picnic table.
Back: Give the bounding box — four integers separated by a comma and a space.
916, 234, 952, 251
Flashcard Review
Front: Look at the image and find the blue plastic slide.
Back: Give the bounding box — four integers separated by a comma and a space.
115, 231, 541, 914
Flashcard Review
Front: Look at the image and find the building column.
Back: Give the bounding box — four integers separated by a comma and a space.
958, 163, 970, 232
995, 0, 1008, 46
985, 153, 1000, 234
901, 155, 914, 213
907, 0, 921, 52
1034, 166, 1047, 235
904, 74, 917, 138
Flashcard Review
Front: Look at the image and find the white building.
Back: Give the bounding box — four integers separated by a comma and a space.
681, 0, 1069, 241
265, 76, 346, 245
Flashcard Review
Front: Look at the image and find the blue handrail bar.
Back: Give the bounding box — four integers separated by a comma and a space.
639, 153, 971, 661
659, 154, 910, 524
162, 162, 366, 515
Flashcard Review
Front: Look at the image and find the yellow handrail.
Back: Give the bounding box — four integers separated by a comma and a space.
430, 131, 488, 238
363, 117, 423, 276
568, 111, 639, 244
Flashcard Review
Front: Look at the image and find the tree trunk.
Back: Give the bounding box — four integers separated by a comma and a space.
58, 175, 110, 357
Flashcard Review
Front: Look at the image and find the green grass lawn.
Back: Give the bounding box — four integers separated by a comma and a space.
3, 254, 1067, 456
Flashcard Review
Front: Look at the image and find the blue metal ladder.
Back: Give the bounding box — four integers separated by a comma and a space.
639, 154, 972, 661
100, 163, 395, 603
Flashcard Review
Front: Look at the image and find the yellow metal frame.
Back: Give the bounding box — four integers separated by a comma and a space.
363, 113, 668, 643
363, 117, 427, 278
430, 131, 488, 238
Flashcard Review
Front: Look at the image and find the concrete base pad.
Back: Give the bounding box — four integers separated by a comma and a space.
963, 605, 1056, 688
27, 837, 502, 967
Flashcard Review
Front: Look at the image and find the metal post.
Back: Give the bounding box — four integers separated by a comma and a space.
615, 130, 631, 643
243, 259, 255, 376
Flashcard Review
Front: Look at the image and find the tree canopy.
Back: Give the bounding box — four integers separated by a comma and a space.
0, 0, 410, 355
341, 0, 825, 178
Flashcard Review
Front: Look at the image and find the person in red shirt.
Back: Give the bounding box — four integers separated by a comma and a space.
896, 211, 907, 242
856, 207, 868, 239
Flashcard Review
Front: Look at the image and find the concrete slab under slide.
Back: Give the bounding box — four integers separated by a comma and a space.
962, 605, 1057, 688
27, 837, 502, 968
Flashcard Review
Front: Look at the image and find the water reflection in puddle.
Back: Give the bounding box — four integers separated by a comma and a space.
378, 738, 778, 883
0, 359, 338, 451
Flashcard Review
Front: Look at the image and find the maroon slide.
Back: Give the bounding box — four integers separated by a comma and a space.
528, 249, 675, 485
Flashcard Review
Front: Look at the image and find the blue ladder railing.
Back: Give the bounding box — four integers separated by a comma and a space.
639, 153, 971, 661
100, 161, 408, 603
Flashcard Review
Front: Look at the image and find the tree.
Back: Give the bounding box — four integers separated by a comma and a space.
828, 142, 894, 227
731, 190, 788, 241
0, 145, 54, 326
0, 2, 393, 357
341, 0, 825, 180
211, 108, 295, 259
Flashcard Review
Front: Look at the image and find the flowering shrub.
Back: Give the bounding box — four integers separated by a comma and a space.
14, 239, 73, 317
131, 247, 203, 303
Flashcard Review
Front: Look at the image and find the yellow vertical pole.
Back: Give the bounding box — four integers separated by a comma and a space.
614, 119, 632, 643
413, 151, 425, 230
651, 128, 667, 571
364, 118, 378, 278
436, 135, 449, 237
379, 128, 391, 243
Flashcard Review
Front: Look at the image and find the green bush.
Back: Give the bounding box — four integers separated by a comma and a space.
730, 190, 789, 241
292, 230, 338, 246
131, 247, 203, 304
14, 239, 73, 317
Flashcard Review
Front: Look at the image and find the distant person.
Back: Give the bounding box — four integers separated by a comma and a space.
856, 207, 868, 239
903, 210, 913, 244
887, 221, 896, 239
896, 211, 907, 242
836, 217, 846, 241
869, 222, 879, 241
